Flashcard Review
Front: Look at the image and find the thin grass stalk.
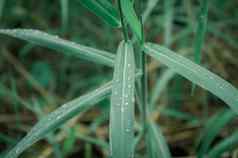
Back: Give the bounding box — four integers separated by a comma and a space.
118, 0, 129, 41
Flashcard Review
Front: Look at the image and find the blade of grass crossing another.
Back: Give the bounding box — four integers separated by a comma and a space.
120, 0, 142, 41
192, 0, 209, 93
110, 41, 136, 158
146, 120, 171, 158
208, 131, 238, 158
0, 29, 115, 67
78, 0, 121, 27
143, 43, 238, 115
197, 109, 236, 158
5, 82, 112, 158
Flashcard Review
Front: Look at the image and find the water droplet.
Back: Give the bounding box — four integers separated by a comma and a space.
56, 115, 61, 120
125, 102, 129, 105
208, 76, 214, 80
126, 128, 130, 132
15, 148, 20, 155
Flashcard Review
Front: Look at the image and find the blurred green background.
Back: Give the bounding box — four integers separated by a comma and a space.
0, 0, 238, 157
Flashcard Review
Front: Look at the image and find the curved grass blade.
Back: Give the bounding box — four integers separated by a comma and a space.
78, 0, 121, 28
192, 0, 209, 93
142, 0, 160, 23
150, 69, 176, 110
0, 29, 115, 67
144, 42, 238, 115
110, 41, 136, 158
164, 0, 174, 47
5, 82, 112, 158
60, 0, 69, 32
194, 0, 209, 64
146, 120, 171, 158
120, 0, 142, 41
208, 131, 238, 158
197, 109, 236, 158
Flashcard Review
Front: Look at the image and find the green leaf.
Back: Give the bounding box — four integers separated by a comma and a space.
142, 0, 160, 23
194, 0, 209, 64
30, 61, 55, 88
78, 0, 121, 27
146, 120, 171, 158
144, 43, 238, 115
150, 69, 176, 110
208, 131, 238, 158
5, 82, 112, 158
164, 0, 174, 47
0, 29, 115, 67
110, 41, 136, 158
192, 0, 209, 93
0, 0, 5, 20
197, 109, 236, 158
60, 0, 69, 32
120, 0, 142, 41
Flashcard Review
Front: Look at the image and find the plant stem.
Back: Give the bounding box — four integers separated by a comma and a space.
118, 0, 129, 41
138, 2, 148, 141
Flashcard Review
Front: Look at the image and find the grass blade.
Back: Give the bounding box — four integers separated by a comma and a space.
142, 0, 160, 23
0, 0, 5, 20
120, 0, 142, 41
60, 0, 69, 32
110, 41, 136, 158
192, 0, 209, 93
197, 109, 236, 158
208, 131, 238, 158
194, 0, 209, 64
144, 42, 238, 114
0, 29, 115, 67
78, 0, 121, 27
150, 69, 176, 110
146, 120, 171, 158
5, 82, 112, 158
164, 0, 174, 47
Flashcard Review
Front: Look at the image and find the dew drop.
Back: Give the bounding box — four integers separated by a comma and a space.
56, 115, 61, 120
126, 128, 130, 132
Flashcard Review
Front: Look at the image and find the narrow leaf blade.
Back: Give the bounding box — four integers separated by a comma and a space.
5, 82, 112, 158
194, 0, 209, 64
78, 0, 121, 27
120, 0, 142, 41
0, 29, 115, 67
146, 120, 172, 158
197, 109, 236, 158
144, 43, 238, 114
110, 41, 136, 158
208, 131, 238, 158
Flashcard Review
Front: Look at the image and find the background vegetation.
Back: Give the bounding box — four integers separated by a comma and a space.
0, 0, 238, 157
